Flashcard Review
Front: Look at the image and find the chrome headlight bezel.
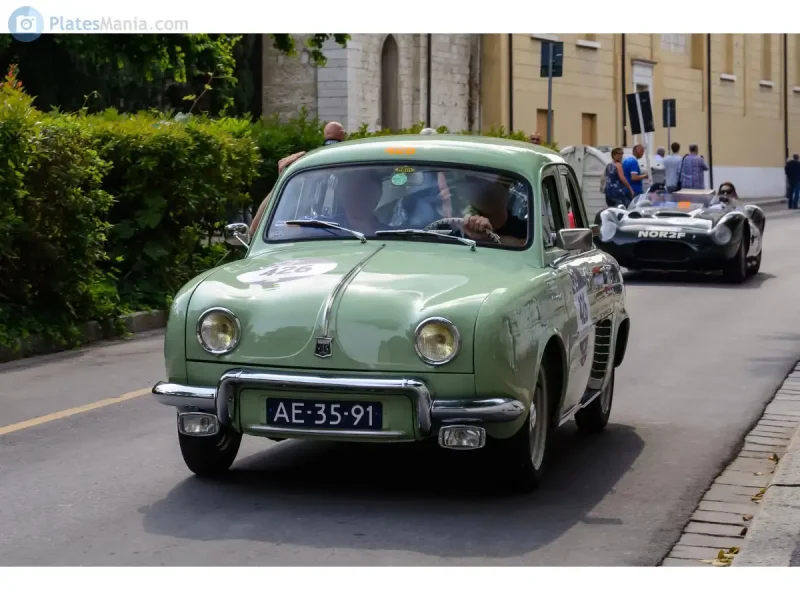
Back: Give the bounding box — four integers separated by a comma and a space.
414, 317, 461, 366
712, 222, 733, 245
196, 307, 242, 355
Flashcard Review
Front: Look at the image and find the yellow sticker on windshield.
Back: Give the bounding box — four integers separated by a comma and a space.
395, 166, 415, 173
386, 147, 416, 155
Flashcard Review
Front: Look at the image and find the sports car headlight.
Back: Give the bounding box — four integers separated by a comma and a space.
197, 308, 241, 355
600, 219, 618, 242
414, 318, 460, 365
712, 224, 733, 245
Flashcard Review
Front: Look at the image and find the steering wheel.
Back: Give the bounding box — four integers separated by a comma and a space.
423, 217, 502, 244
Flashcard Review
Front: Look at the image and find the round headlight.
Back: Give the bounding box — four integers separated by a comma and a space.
197, 308, 241, 355
414, 318, 460, 365
712, 224, 733, 245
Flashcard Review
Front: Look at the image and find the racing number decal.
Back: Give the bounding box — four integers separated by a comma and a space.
237, 258, 338, 285
568, 267, 592, 332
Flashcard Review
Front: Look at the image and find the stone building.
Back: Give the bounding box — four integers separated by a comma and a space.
480, 34, 800, 198
261, 34, 481, 133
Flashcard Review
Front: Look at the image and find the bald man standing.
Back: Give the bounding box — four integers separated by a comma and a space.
249, 121, 347, 234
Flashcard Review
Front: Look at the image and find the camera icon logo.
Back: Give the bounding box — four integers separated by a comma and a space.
8, 6, 43, 42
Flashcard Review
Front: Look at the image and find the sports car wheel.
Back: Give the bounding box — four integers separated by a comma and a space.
497, 364, 552, 493
747, 250, 762, 275
178, 423, 242, 478
722, 240, 747, 283
575, 368, 614, 434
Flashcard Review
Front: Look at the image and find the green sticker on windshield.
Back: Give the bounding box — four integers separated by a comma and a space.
391, 173, 408, 186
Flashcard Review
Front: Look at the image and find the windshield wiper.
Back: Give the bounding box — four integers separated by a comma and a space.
285, 219, 367, 243
374, 229, 477, 250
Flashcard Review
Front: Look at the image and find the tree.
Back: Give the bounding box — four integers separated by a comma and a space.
0, 33, 349, 116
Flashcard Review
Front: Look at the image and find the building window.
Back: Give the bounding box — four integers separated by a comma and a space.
762, 34, 772, 81
691, 34, 704, 70
380, 35, 400, 131
537, 109, 554, 140
724, 34, 734, 75
661, 34, 687, 54
581, 113, 597, 146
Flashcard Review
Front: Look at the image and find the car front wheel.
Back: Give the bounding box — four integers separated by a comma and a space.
178, 423, 242, 478
497, 364, 552, 493
722, 240, 747, 283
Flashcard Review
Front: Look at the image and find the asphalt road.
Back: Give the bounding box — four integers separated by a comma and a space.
3, 211, 800, 566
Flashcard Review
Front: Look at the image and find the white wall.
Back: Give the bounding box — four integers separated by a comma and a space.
712, 167, 787, 199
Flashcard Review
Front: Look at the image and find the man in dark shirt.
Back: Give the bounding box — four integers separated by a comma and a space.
462, 181, 527, 246
785, 154, 800, 210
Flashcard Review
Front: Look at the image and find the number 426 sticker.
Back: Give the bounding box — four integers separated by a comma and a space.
575, 286, 591, 331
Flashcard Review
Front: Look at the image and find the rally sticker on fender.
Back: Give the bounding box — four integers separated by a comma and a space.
638, 230, 687, 239
237, 258, 338, 285
568, 267, 591, 332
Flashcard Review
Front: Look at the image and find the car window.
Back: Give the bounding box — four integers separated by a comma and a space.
559, 167, 587, 228
540, 173, 564, 249
265, 163, 533, 249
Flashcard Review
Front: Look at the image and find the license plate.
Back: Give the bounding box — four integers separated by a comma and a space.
266, 399, 383, 430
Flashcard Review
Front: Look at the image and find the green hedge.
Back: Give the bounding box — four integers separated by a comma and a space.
0, 74, 559, 352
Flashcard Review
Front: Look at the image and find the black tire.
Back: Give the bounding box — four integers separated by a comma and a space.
722, 239, 747, 283
178, 424, 242, 478
747, 249, 762, 275
575, 369, 614, 433
496, 364, 553, 493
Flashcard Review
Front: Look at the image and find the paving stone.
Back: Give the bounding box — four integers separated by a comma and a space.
745, 435, 792, 448
698, 500, 760, 515
691, 510, 755, 526
749, 429, 793, 440
685, 521, 747, 537
739, 450, 783, 459
727, 457, 778, 472
715, 471, 772, 488
678, 533, 745, 548
764, 402, 800, 416
743, 443, 786, 453
669, 545, 728, 560
758, 420, 799, 428
662, 558, 714, 567
775, 395, 800, 402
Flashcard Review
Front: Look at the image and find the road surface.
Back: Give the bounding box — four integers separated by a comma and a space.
2, 212, 800, 566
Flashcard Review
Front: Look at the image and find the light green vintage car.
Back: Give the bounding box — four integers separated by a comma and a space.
152, 134, 631, 491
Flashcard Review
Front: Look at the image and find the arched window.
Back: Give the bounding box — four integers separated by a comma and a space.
380, 35, 400, 131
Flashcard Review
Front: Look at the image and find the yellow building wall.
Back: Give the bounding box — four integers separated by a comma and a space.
480, 33, 800, 197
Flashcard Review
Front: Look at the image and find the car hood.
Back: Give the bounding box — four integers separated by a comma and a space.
184, 241, 533, 373
618, 206, 730, 231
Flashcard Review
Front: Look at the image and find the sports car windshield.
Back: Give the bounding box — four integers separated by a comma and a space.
265, 163, 532, 249
629, 190, 724, 211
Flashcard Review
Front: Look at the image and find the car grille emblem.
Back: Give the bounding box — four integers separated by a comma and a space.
315, 337, 333, 358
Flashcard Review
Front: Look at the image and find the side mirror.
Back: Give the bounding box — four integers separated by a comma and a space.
556, 228, 593, 252
225, 223, 251, 249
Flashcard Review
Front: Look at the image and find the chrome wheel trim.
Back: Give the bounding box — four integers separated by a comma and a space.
529, 377, 548, 470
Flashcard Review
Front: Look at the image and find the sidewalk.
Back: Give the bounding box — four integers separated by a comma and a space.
661, 360, 800, 566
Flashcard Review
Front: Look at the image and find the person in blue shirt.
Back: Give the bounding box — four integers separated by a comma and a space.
622, 144, 649, 201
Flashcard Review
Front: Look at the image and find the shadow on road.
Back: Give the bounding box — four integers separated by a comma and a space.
622, 270, 776, 290
139, 423, 644, 561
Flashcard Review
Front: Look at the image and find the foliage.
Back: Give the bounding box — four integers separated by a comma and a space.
270, 35, 351, 67
0, 70, 117, 350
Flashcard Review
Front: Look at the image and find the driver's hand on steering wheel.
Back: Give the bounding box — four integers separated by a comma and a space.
463, 215, 493, 240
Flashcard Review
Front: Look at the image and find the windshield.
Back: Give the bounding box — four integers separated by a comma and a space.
265, 163, 532, 249
629, 190, 729, 211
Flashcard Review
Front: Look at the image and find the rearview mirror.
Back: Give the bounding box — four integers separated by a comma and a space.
225, 223, 251, 249
556, 228, 593, 252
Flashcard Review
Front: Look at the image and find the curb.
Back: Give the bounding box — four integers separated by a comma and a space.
0, 310, 167, 364
660, 360, 800, 567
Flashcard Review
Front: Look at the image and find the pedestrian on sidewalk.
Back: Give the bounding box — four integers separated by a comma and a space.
663, 142, 682, 192
785, 153, 800, 210
250, 121, 348, 234
529, 131, 542, 145
622, 144, 648, 198
603, 147, 635, 207
679, 144, 709, 190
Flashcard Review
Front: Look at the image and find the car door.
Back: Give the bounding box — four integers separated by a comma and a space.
539, 166, 591, 418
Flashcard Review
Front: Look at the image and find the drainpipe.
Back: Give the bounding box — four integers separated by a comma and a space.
426, 34, 432, 127
621, 34, 627, 147
706, 33, 714, 189
784, 34, 789, 163
508, 33, 514, 131
477, 35, 482, 133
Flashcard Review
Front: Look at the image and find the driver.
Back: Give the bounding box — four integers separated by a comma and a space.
462, 179, 527, 246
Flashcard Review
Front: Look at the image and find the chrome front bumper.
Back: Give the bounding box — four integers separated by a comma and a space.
152, 368, 525, 438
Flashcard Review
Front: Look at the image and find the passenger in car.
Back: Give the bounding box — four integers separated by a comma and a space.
462, 181, 528, 246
